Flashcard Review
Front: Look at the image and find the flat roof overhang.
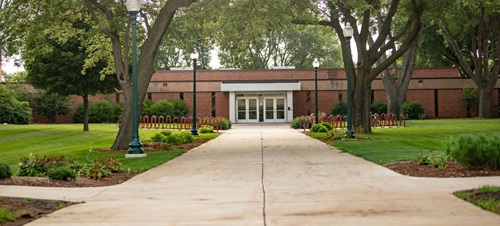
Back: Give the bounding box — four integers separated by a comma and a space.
221, 81, 301, 92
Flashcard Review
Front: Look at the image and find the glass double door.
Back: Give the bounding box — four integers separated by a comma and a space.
237, 96, 286, 123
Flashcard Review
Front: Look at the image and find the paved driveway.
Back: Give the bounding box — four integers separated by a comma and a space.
1, 124, 500, 225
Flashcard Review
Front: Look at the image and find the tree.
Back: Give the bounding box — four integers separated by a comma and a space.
217, 25, 342, 69
24, 18, 119, 131
31, 92, 72, 123
294, 0, 424, 132
436, 0, 500, 118
0, 85, 32, 124
83, 0, 198, 149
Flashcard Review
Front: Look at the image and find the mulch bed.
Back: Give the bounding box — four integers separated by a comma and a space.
385, 160, 500, 178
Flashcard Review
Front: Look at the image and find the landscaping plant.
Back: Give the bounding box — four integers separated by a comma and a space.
445, 133, 500, 170
0, 162, 12, 179
47, 167, 76, 181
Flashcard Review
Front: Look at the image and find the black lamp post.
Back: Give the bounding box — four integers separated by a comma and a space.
343, 22, 355, 138
126, 0, 146, 157
190, 52, 199, 136
313, 58, 319, 124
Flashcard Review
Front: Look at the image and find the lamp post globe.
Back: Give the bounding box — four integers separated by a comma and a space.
126, 0, 146, 158
313, 58, 319, 124
190, 52, 199, 136
343, 22, 355, 139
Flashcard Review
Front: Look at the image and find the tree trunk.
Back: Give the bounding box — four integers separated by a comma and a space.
478, 86, 494, 118
111, 83, 133, 150
83, 94, 89, 131
352, 67, 374, 133
105, 0, 197, 150
382, 39, 418, 116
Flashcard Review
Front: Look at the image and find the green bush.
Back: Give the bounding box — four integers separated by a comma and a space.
74, 100, 116, 123
47, 167, 76, 181
445, 133, 500, 170
161, 130, 173, 136
164, 133, 181, 145
0, 208, 16, 223
311, 124, 328, 132
113, 103, 124, 122
171, 99, 189, 118
319, 122, 333, 130
413, 150, 449, 169
220, 118, 232, 130
151, 133, 164, 142
17, 154, 66, 177
290, 117, 301, 129
81, 157, 123, 180
402, 101, 425, 119
371, 101, 388, 115
0, 162, 12, 179
200, 125, 214, 133
146, 100, 174, 117
330, 102, 347, 116
0, 85, 32, 124
180, 131, 194, 143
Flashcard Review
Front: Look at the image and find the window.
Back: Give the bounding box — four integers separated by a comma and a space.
306, 91, 311, 115
211, 92, 216, 117
147, 93, 152, 101
338, 92, 343, 102
180, 92, 184, 100
115, 93, 120, 103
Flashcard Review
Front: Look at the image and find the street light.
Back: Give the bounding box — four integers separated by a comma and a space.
343, 22, 355, 138
126, 0, 146, 158
190, 52, 199, 136
313, 58, 320, 124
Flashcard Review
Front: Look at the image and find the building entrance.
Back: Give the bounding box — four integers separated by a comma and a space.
236, 93, 286, 123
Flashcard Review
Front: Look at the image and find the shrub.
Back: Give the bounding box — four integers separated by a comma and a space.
151, 133, 164, 142
290, 117, 301, 129
141, 99, 154, 116
48, 167, 76, 181
161, 130, 173, 136
164, 133, 181, 145
0, 162, 12, 179
461, 85, 478, 117
74, 100, 115, 123
81, 157, 123, 180
445, 133, 500, 170
199, 125, 214, 133
17, 154, 66, 177
330, 102, 347, 116
319, 122, 333, 130
113, 103, 124, 122
180, 131, 194, 143
0, 85, 32, 124
171, 99, 189, 118
371, 101, 387, 115
402, 101, 425, 119
220, 118, 232, 130
311, 124, 328, 132
147, 100, 174, 117
413, 150, 449, 169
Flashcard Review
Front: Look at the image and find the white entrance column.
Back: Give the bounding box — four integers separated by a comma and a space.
286, 91, 294, 123
229, 91, 236, 123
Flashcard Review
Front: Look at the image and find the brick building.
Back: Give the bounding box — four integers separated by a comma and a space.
6, 67, 499, 124
143, 67, 499, 123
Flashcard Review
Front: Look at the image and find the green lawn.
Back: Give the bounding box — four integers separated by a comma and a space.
0, 124, 218, 172
312, 119, 500, 164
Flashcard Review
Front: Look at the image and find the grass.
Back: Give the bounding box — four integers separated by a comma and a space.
308, 119, 500, 164
0, 208, 16, 223
0, 124, 219, 173
455, 185, 500, 214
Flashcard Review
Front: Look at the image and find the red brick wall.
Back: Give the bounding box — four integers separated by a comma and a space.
151, 93, 180, 101
438, 90, 466, 118
216, 92, 229, 118
406, 90, 436, 118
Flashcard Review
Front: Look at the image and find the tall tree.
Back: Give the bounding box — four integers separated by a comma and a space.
24, 20, 119, 131
294, 0, 424, 132
436, 0, 500, 118
83, 0, 198, 149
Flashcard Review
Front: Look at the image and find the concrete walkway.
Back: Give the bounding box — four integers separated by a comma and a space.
1, 124, 500, 225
